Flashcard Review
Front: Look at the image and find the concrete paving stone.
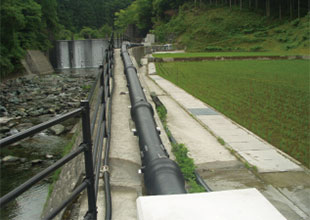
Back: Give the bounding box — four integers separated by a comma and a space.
229, 140, 272, 151
150, 75, 206, 108
239, 149, 302, 172
262, 185, 309, 220
110, 187, 140, 220
199, 166, 266, 191
197, 160, 245, 171
141, 58, 148, 65
159, 95, 236, 165
109, 158, 143, 189
199, 166, 307, 220
279, 187, 310, 217
197, 115, 240, 129
148, 62, 156, 75
260, 172, 310, 216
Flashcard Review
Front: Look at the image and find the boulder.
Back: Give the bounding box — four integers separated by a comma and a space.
2, 155, 20, 163
50, 124, 65, 135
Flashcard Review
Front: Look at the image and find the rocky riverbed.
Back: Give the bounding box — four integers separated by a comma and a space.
0, 69, 97, 140
0, 69, 98, 220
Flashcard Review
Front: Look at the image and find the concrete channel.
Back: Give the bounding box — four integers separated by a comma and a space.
75, 48, 309, 220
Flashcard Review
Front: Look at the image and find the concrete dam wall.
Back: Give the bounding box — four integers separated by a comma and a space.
54, 39, 109, 69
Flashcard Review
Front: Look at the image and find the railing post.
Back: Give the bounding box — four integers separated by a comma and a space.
81, 100, 97, 220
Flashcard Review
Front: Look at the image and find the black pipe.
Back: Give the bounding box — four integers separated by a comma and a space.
103, 35, 114, 220
120, 42, 186, 195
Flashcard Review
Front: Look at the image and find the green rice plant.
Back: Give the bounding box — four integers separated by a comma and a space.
157, 60, 310, 168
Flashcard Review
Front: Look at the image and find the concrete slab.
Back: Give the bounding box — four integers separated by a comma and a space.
199, 165, 308, 220
260, 172, 310, 217
110, 187, 140, 220
148, 62, 156, 75
159, 95, 236, 165
141, 58, 148, 65
229, 140, 272, 151
150, 75, 206, 108
137, 189, 287, 220
262, 185, 308, 220
239, 149, 302, 172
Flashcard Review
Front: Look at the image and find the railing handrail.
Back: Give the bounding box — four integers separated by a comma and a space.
0, 34, 116, 220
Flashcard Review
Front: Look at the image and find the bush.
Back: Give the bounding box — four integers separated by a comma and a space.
243, 28, 255, 34
277, 36, 288, 43
204, 46, 223, 52
250, 46, 263, 52
291, 19, 300, 27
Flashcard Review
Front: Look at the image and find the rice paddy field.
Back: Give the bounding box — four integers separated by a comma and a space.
156, 60, 310, 168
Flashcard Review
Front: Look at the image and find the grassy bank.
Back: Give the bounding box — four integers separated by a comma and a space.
154, 6, 310, 53
156, 60, 310, 168
153, 51, 309, 58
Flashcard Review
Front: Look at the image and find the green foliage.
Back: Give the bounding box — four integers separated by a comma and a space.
114, 0, 153, 34
250, 45, 263, 51
0, 0, 52, 76
152, 5, 310, 53
157, 60, 310, 168
156, 105, 167, 123
204, 46, 223, 52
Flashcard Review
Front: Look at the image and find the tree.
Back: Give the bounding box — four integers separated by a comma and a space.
0, 0, 49, 75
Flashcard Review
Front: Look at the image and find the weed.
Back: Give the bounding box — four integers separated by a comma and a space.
46, 132, 78, 200
217, 137, 225, 145
154, 98, 206, 192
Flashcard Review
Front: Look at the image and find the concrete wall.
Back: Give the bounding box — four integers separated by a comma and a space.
55, 39, 109, 69
22, 50, 54, 75
42, 76, 101, 220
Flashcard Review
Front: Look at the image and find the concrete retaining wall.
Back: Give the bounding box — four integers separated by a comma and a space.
22, 50, 54, 75
41, 75, 101, 220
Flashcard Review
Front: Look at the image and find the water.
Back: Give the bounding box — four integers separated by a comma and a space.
0, 133, 71, 220
0, 68, 98, 219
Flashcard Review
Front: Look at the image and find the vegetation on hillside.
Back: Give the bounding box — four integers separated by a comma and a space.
157, 60, 310, 168
0, 0, 132, 76
115, 1, 309, 53
153, 6, 310, 52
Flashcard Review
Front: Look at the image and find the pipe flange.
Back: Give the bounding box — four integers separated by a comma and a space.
101, 165, 110, 173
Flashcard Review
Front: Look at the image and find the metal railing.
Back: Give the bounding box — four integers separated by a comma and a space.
0, 35, 115, 220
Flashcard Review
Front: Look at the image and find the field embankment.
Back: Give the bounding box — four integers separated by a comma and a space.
156, 60, 310, 167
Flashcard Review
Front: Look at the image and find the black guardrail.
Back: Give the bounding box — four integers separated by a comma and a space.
120, 42, 186, 195
0, 35, 115, 220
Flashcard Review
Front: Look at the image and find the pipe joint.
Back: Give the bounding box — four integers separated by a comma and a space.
131, 100, 154, 119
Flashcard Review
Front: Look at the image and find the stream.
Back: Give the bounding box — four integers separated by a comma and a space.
0, 68, 98, 219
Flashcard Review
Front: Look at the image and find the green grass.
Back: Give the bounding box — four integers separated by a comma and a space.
153, 51, 307, 58
156, 60, 310, 168
153, 5, 310, 53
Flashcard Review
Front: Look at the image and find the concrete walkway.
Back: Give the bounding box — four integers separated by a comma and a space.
76, 50, 309, 220
140, 58, 310, 220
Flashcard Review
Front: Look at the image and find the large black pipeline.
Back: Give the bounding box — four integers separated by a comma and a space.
120, 42, 186, 195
